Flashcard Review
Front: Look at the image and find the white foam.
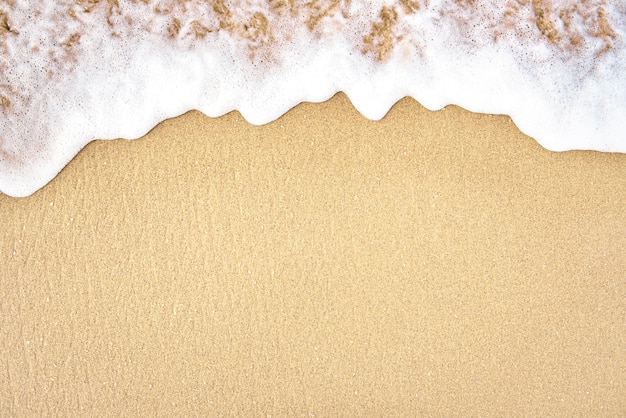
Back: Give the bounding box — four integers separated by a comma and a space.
0, 0, 624, 196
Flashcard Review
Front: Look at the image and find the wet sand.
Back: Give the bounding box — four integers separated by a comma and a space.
1, 94, 625, 415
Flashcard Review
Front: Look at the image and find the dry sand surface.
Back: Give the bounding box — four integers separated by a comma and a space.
1, 94, 625, 416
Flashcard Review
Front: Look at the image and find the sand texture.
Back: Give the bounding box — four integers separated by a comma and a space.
1, 95, 625, 415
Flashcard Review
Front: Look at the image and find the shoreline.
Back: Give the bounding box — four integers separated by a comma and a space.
1, 94, 625, 415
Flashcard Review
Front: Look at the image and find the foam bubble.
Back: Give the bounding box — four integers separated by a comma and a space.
1, 0, 625, 196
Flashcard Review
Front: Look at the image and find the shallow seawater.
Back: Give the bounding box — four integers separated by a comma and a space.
0, 0, 625, 196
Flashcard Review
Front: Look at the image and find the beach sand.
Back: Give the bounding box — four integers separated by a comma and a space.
1, 93, 625, 415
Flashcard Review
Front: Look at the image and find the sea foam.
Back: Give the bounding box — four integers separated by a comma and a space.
0, 0, 624, 196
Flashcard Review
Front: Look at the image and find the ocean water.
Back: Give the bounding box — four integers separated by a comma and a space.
0, 0, 624, 197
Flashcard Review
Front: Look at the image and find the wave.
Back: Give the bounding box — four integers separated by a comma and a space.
1, 0, 625, 196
